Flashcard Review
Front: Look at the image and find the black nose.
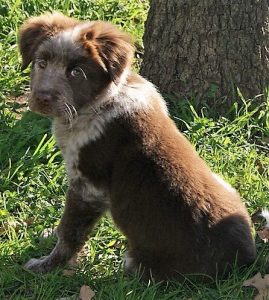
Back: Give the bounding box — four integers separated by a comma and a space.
35, 90, 55, 105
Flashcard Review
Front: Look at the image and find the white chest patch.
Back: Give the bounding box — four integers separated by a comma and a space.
53, 115, 110, 204
53, 113, 107, 181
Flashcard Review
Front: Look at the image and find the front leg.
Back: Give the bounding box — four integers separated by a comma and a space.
25, 180, 108, 273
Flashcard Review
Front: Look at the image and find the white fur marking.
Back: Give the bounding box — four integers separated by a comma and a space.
59, 22, 94, 43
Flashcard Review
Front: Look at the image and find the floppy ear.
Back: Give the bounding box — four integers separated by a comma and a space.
80, 22, 134, 83
18, 12, 79, 70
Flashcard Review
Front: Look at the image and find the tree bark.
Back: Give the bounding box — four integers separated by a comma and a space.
141, 0, 269, 108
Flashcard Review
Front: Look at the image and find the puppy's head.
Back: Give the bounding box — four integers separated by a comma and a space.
19, 12, 134, 120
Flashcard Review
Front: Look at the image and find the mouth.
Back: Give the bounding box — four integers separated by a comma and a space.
28, 97, 78, 123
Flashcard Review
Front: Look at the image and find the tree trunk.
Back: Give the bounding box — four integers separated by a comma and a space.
141, 0, 269, 109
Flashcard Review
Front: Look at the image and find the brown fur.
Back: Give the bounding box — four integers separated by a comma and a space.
19, 13, 256, 281
78, 22, 134, 82
19, 12, 79, 70
78, 103, 255, 280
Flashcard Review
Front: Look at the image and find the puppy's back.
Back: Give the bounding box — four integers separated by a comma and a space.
109, 74, 256, 280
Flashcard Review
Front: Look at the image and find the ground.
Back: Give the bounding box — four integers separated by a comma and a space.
0, 1, 269, 299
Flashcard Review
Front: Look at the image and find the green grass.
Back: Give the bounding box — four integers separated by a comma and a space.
1, 0, 269, 299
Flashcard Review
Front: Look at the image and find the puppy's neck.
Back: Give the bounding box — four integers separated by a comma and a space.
96, 68, 130, 106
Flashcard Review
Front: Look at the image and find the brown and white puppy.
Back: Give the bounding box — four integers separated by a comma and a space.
19, 13, 256, 281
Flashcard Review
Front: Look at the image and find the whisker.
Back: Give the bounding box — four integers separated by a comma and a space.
62, 108, 71, 128
65, 108, 72, 125
64, 103, 73, 119
64, 103, 74, 128
77, 67, 88, 80
69, 104, 78, 119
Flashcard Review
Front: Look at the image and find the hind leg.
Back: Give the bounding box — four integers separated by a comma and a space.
123, 250, 153, 281
123, 249, 177, 282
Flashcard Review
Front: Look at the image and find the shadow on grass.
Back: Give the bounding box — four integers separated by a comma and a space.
0, 101, 59, 195
0, 106, 51, 170
3, 232, 267, 300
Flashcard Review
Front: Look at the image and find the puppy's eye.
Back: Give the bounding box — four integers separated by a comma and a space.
70, 67, 82, 77
36, 59, 47, 69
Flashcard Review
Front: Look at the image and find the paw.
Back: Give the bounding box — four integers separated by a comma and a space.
24, 256, 51, 273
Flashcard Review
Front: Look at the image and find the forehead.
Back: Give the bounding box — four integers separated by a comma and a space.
36, 25, 91, 63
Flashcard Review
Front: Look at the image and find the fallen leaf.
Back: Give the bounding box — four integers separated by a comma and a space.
255, 289, 269, 300
243, 272, 269, 300
244, 273, 265, 289
79, 285, 95, 300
